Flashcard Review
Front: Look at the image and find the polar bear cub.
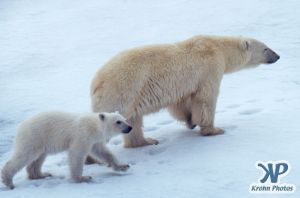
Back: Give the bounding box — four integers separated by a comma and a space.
1, 111, 132, 189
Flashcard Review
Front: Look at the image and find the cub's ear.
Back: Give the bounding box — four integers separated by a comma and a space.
99, 113, 105, 121
242, 40, 250, 51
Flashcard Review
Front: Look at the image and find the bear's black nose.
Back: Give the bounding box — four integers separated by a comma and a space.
122, 126, 132, 133
267, 52, 280, 64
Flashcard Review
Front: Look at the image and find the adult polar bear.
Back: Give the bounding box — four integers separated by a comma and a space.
91, 35, 280, 148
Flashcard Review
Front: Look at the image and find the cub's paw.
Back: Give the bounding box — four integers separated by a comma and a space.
28, 172, 52, 180
2, 177, 14, 189
85, 156, 104, 165
145, 137, 159, 145
41, 172, 52, 178
113, 164, 130, 172
200, 127, 225, 136
74, 176, 92, 183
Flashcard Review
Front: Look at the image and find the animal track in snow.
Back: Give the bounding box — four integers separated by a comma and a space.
226, 104, 240, 109
145, 147, 167, 156
156, 120, 174, 126
239, 108, 262, 115
157, 160, 170, 165
144, 126, 159, 132
222, 125, 238, 131
246, 99, 258, 103
27, 175, 65, 188
216, 110, 226, 114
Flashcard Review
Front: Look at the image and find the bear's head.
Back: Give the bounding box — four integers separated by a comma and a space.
98, 112, 132, 138
242, 38, 280, 67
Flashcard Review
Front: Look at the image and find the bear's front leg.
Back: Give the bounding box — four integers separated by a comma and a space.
69, 143, 92, 182
123, 115, 159, 148
191, 81, 224, 136
90, 143, 130, 172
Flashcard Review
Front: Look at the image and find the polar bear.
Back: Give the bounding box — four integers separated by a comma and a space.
91, 35, 280, 148
1, 111, 132, 189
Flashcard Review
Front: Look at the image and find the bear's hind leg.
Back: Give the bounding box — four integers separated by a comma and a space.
27, 153, 52, 180
1, 160, 20, 189
1, 151, 39, 189
168, 100, 196, 129
123, 115, 158, 148
90, 143, 129, 172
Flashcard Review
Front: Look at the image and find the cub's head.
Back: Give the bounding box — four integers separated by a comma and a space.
98, 112, 132, 138
242, 38, 280, 67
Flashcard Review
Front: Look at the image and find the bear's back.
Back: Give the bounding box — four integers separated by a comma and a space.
15, 112, 80, 151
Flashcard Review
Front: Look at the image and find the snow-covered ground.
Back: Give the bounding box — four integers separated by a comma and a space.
0, 0, 299, 197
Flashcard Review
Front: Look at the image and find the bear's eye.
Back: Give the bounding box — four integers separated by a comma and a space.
116, 121, 121, 125
264, 48, 268, 52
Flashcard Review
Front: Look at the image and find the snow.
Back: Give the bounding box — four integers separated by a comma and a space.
0, 0, 299, 197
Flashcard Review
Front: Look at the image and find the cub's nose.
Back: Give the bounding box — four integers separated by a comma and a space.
122, 126, 132, 134
127, 126, 132, 132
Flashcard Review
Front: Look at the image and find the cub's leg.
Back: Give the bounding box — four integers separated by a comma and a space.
68, 142, 92, 182
123, 115, 158, 148
1, 150, 41, 189
191, 81, 224, 136
26, 153, 52, 179
90, 143, 129, 172
85, 156, 103, 165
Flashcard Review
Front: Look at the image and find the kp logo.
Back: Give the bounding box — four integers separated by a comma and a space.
249, 161, 296, 194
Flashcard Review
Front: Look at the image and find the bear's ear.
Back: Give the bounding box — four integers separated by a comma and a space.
242, 40, 250, 51
99, 113, 105, 121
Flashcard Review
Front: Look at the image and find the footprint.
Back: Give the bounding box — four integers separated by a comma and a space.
156, 137, 167, 144
145, 147, 167, 156
223, 125, 238, 131
127, 161, 136, 165
145, 170, 159, 175
144, 126, 159, 132
28, 175, 65, 188
0, 119, 14, 126
157, 120, 174, 126
157, 160, 170, 165
227, 104, 240, 109
246, 99, 258, 103
239, 108, 262, 115
0, 186, 11, 191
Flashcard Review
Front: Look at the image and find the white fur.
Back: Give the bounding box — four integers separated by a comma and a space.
90, 35, 279, 147
1, 111, 131, 189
